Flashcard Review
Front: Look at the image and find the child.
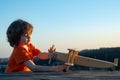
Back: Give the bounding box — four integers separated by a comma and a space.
5, 19, 65, 72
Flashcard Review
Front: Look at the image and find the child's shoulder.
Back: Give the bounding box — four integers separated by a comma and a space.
15, 44, 29, 51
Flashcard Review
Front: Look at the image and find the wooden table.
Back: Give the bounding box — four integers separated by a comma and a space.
1, 70, 120, 80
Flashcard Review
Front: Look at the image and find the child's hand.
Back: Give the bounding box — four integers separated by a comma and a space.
48, 45, 56, 64
48, 45, 56, 53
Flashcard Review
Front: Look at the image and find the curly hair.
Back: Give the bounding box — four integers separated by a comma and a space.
6, 19, 33, 47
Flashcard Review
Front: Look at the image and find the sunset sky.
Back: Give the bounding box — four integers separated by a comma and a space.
0, 0, 120, 58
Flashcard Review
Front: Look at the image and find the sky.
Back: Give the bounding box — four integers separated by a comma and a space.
0, 0, 120, 58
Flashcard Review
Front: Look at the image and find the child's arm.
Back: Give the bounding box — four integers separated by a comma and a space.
37, 45, 56, 60
24, 60, 65, 72
37, 52, 50, 60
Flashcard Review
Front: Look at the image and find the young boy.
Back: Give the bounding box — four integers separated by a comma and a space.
5, 19, 65, 72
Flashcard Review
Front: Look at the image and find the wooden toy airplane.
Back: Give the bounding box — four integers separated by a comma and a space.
49, 46, 118, 72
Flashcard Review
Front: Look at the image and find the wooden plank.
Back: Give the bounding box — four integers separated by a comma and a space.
53, 52, 117, 68
74, 56, 117, 68
54, 52, 67, 62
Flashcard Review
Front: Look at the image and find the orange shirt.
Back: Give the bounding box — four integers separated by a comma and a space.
5, 43, 41, 73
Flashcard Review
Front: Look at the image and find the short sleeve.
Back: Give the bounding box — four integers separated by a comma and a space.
14, 47, 30, 64
29, 43, 41, 56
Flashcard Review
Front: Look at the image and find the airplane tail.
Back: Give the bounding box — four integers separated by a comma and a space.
111, 58, 119, 71
114, 58, 118, 66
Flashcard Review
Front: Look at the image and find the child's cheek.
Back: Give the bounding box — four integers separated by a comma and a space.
20, 36, 28, 43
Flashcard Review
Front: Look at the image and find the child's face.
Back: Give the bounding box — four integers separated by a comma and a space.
20, 33, 31, 44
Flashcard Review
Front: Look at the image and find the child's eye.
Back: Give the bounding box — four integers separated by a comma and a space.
23, 34, 31, 38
